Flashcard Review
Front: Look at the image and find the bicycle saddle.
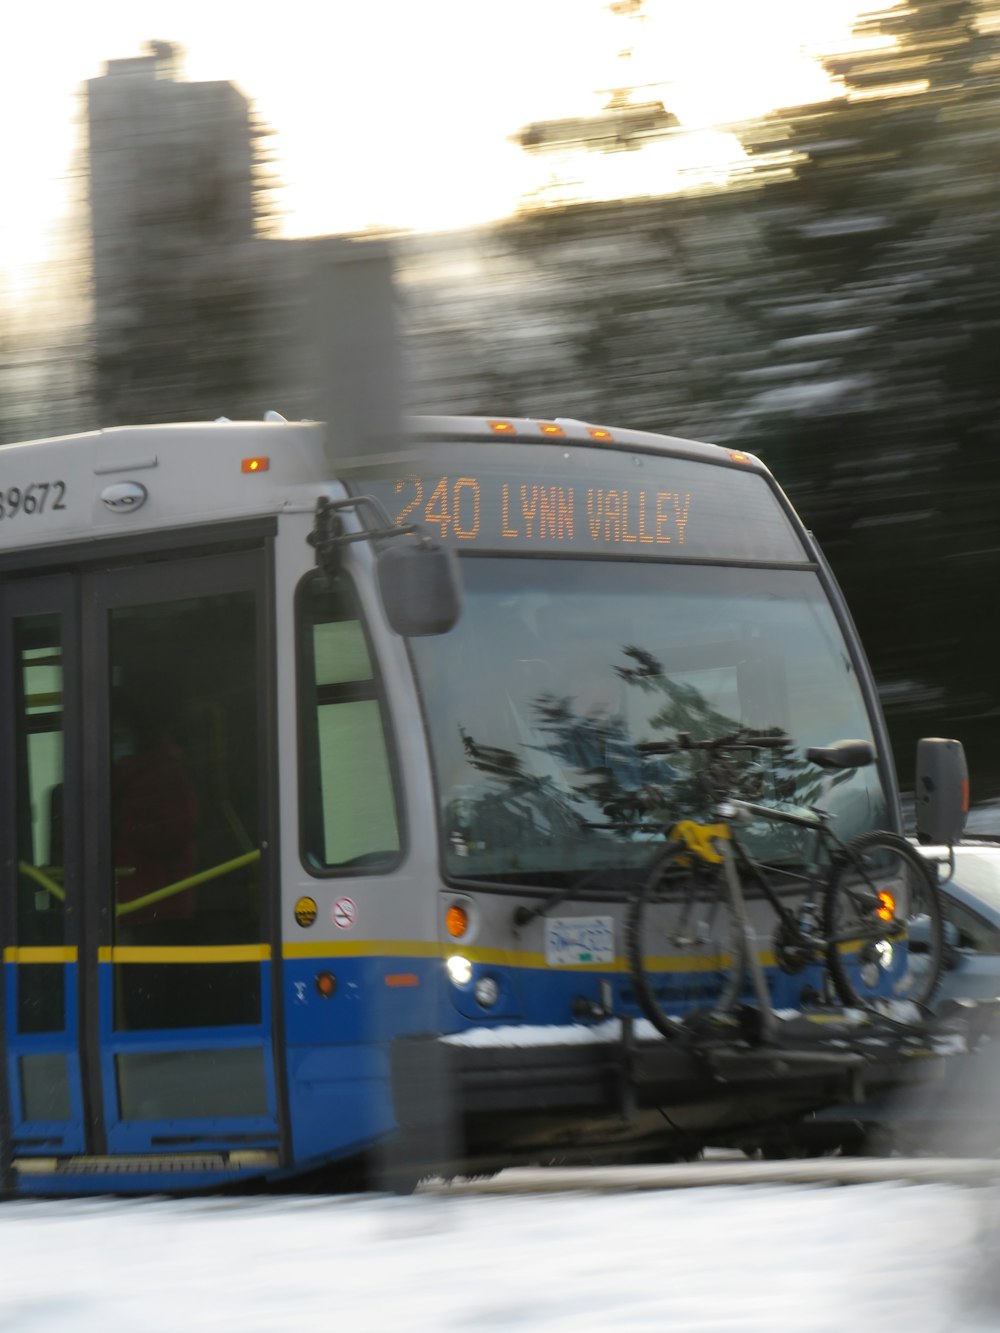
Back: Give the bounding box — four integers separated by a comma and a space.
805, 739, 875, 771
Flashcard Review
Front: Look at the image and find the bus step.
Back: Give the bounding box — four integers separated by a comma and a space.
13, 1150, 279, 1176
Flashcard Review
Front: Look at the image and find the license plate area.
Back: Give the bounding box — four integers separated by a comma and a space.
545, 916, 614, 966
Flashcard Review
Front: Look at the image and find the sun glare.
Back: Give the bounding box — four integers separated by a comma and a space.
0, 0, 880, 299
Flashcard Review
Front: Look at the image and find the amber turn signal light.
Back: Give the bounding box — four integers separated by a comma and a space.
446, 904, 469, 939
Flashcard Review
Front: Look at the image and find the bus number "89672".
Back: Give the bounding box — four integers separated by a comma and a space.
0, 481, 67, 519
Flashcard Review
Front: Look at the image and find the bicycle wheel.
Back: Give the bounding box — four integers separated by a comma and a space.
823, 830, 944, 1010
626, 855, 746, 1039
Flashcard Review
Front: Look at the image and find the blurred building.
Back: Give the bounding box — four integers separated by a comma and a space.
86, 42, 270, 425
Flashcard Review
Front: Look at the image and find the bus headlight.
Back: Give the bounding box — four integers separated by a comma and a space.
446, 955, 473, 986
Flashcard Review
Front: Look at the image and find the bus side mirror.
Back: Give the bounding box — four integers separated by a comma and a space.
915, 737, 968, 846
377, 542, 462, 637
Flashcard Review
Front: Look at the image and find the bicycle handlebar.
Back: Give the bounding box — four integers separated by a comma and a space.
635, 729, 789, 757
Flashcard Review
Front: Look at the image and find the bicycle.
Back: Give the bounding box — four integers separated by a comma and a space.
625, 730, 945, 1041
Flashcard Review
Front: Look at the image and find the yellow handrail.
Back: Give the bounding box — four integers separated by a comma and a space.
17, 850, 261, 918
17, 862, 66, 902
115, 849, 261, 918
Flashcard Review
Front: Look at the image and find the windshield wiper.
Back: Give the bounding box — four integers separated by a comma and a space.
511, 863, 645, 926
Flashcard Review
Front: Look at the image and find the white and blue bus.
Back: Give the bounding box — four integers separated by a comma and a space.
0, 244, 972, 1192
0, 400, 968, 1194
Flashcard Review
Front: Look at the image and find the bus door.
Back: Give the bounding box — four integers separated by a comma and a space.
1, 576, 85, 1156
93, 550, 280, 1159
1, 549, 282, 1164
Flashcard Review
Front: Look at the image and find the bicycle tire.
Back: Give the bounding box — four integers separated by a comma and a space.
823, 830, 944, 1010
626, 853, 747, 1039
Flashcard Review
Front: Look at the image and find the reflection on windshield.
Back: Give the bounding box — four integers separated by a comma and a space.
409, 559, 887, 887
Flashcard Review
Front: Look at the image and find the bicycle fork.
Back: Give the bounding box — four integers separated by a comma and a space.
716, 823, 779, 1042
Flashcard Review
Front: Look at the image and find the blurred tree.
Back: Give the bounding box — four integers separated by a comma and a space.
401, 0, 1000, 799
728, 0, 1000, 789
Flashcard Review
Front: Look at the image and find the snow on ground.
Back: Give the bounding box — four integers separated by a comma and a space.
0, 1175, 999, 1331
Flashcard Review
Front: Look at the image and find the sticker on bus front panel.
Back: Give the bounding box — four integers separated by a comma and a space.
294, 896, 317, 928
332, 896, 357, 930
545, 916, 614, 967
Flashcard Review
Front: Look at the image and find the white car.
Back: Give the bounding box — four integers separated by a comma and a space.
915, 839, 1000, 1008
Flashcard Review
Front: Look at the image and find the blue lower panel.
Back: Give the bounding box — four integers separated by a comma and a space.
98, 961, 281, 1155
282, 947, 920, 1172
5, 962, 86, 1155
102, 1032, 281, 1154
286, 1043, 396, 1166
282, 948, 894, 1053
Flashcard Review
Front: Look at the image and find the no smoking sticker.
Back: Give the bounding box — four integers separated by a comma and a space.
332, 896, 356, 930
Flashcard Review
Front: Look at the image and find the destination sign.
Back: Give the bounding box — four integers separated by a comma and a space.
392, 474, 690, 546
356, 444, 806, 562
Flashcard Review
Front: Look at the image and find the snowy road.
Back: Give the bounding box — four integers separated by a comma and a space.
1, 1169, 998, 1331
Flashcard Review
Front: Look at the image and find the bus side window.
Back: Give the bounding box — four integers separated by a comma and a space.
48, 783, 64, 867
297, 574, 401, 873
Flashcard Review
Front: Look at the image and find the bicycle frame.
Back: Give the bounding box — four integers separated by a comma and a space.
711, 821, 779, 1038
667, 791, 915, 1037
667, 799, 833, 1039
724, 797, 836, 951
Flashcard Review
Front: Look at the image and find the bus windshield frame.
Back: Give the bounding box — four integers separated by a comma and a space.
405, 553, 889, 891
350, 441, 890, 892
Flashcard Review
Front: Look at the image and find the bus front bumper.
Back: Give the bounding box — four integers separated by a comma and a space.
389, 1006, 991, 1174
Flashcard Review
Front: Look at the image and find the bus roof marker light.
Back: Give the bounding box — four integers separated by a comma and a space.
539, 422, 566, 438
728, 451, 752, 465
587, 427, 614, 442
241, 457, 269, 473
488, 420, 516, 435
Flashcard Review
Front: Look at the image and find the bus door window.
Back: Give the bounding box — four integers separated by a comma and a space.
12, 613, 71, 1118
108, 590, 262, 1035
112, 689, 199, 936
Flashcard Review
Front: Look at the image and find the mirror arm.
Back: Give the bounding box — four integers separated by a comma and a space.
938, 845, 956, 886
308, 493, 462, 638
307, 494, 422, 574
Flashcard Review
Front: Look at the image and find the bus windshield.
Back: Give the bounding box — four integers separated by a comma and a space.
407, 557, 888, 888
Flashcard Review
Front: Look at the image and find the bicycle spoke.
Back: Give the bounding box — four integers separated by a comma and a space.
823, 831, 944, 1010
627, 863, 746, 1037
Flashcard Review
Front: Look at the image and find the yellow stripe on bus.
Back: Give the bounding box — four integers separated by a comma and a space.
3, 941, 778, 972
96, 945, 271, 964
3, 947, 78, 964
280, 941, 778, 972
282, 939, 450, 961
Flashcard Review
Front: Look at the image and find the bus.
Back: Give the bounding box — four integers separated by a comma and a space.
0, 400, 970, 1194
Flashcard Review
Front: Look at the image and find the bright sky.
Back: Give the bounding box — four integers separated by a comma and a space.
3, 0, 879, 300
